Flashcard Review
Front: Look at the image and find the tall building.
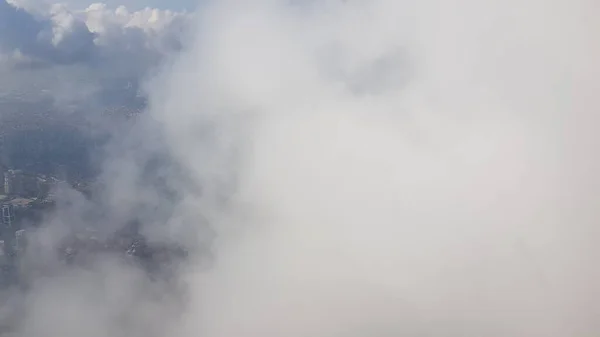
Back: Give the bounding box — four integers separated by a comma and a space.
0, 239, 8, 269
3, 171, 9, 195
0, 133, 6, 170
1, 204, 14, 229
14, 229, 26, 253
2, 170, 39, 197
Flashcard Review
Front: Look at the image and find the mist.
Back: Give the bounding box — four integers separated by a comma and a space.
4, 0, 600, 336
162, 0, 599, 336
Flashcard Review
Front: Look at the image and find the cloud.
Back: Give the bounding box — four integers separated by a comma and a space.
0, 0, 188, 65
146, 0, 600, 336
3, 0, 600, 336
0, 0, 190, 110
0, 0, 94, 64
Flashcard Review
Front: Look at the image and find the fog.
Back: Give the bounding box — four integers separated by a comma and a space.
6, 0, 600, 336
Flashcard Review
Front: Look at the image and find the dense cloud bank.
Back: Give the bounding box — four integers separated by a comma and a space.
3, 0, 600, 336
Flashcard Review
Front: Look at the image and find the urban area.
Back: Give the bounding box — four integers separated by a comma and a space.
0, 168, 57, 275
0, 165, 186, 288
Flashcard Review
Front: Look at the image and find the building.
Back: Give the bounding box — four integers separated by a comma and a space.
0, 240, 5, 264
3, 170, 40, 198
1, 204, 14, 229
2, 170, 19, 195
14, 229, 26, 253
0, 134, 6, 173
0, 240, 6, 264
2, 171, 9, 195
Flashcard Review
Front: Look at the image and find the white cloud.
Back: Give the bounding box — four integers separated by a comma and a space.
3, 0, 600, 336
145, 0, 600, 336
0, 0, 190, 108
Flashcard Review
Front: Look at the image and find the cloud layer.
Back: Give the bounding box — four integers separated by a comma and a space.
3, 0, 600, 336
151, 1, 600, 336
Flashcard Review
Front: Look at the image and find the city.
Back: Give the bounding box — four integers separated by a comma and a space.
1, 169, 56, 264
0, 167, 186, 287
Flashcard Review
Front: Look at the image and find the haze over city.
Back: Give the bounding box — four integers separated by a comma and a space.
0, 0, 599, 336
